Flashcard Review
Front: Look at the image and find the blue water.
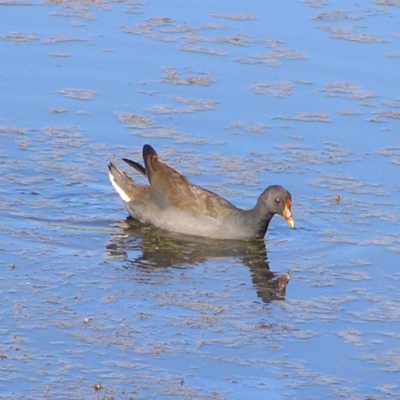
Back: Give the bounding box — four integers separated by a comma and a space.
1, 1, 400, 399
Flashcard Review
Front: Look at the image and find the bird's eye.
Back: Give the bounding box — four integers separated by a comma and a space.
275, 198, 281, 204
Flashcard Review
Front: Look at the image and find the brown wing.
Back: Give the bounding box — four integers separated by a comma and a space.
108, 162, 150, 202
142, 144, 237, 219
122, 158, 146, 177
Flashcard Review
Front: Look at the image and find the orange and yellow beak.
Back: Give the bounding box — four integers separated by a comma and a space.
282, 199, 295, 229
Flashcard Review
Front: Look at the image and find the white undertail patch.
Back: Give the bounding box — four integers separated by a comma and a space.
109, 172, 131, 202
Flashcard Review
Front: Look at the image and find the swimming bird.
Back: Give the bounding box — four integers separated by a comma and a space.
108, 144, 294, 240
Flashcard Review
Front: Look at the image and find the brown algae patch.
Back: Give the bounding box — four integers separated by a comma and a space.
211, 13, 256, 21
381, 97, 400, 108
123, 17, 195, 43
362, 349, 400, 373
50, 107, 67, 114
273, 112, 331, 122
377, 147, 400, 165
350, 298, 400, 323
48, 52, 70, 57
338, 329, 363, 346
41, 35, 89, 44
374, 110, 400, 120
372, 0, 400, 6
127, 127, 223, 146
161, 67, 217, 86
363, 234, 400, 253
312, 9, 364, 21
339, 110, 361, 116
0, 0, 33, 4
145, 97, 217, 114
58, 88, 97, 100
117, 113, 154, 129
322, 82, 376, 101
123, 21, 178, 41
317, 25, 387, 43
211, 34, 253, 47
311, 194, 399, 231
0, 32, 38, 42
274, 142, 352, 164
309, 173, 387, 195
359, 209, 400, 224
0, 126, 34, 136
43, 0, 111, 20
179, 44, 227, 56
252, 81, 294, 97
226, 121, 269, 135
236, 39, 307, 67
123, 16, 223, 49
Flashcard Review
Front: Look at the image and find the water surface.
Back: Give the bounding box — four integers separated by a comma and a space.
1, 1, 400, 399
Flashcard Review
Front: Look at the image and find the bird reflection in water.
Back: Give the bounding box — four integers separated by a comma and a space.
106, 217, 290, 303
